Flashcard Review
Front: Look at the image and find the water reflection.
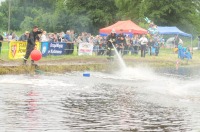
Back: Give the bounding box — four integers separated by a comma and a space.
0, 67, 200, 131
25, 90, 39, 131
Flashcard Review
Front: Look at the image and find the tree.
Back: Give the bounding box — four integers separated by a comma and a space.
64, 0, 118, 34
0, 1, 9, 31
20, 16, 34, 31
114, 0, 200, 35
0, 0, 200, 35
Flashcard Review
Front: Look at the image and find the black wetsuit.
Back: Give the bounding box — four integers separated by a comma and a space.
24, 30, 42, 63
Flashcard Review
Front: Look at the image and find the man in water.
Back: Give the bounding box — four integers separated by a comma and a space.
23, 26, 43, 65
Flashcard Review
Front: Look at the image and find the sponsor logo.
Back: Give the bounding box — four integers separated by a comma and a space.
42, 46, 46, 54
11, 44, 17, 57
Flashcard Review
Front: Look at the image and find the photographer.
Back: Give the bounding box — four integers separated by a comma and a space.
23, 26, 43, 65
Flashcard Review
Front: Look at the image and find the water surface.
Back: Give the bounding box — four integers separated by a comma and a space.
0, 67, 200, 131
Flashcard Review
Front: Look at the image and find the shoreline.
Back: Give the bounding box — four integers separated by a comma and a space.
0, 56, 199, 75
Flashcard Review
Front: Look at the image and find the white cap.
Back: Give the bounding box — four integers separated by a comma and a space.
111, 29, 116, 33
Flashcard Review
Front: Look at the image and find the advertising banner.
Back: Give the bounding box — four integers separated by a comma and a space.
8, 41, 41, 59
41, 42, 49, 57
78, 42, 93, 56
41, 42, 67, 56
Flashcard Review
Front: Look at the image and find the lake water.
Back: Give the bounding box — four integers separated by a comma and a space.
0, 66, 200, 131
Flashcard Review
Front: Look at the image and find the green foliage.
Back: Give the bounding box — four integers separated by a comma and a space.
114, 0, 200, 36
0, 1, 9, 31
20, 16, 34, 31
64, 0, 118, 34
115, 0, 145, 20
0, 12, 7, 30
0, 0, 200, 35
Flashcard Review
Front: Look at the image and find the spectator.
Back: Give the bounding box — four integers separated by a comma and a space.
18, 31, 29, 41
81, 32, 89, 42
0, 34, 3, 54
173, 35, 180, 48
154, 41, 160, 56
93, 35, 99, 55
70, 30, 75, 54
148, 38, 154, 55
89, 36, 94, 45
11, 32, 18, 41
40, 31, 48, 42
58, 32, 64, 42
98, 36, 106, 55
139, 34, 148, 57
76, 35, 83, 53
116, 29, 126, 55
7, 33, 12, 41
53, 33, 58, 42
124, 35, 131, 55
48, 33, 54, 42
131, 35, 139, 55
64, 30, 72, 55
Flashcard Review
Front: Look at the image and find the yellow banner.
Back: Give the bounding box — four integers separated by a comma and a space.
8, 41, 41, 59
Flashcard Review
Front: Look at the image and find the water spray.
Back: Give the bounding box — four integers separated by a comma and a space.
111, 42, 126, 69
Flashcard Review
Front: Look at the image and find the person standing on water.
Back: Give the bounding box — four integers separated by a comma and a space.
23, 26, 43, 65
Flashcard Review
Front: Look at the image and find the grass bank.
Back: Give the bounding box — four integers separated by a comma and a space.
1, 42, 200, 75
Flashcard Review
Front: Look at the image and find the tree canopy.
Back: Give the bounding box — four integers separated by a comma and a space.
0, 0, 200, 35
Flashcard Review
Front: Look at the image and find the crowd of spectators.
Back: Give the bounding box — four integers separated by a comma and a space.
2, 29, 164, 56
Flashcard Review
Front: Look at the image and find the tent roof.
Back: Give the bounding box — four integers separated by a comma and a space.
99, 20, 147, 34
157, 26, 192, 37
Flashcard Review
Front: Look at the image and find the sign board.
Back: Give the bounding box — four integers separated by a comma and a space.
78, 42, 93, 56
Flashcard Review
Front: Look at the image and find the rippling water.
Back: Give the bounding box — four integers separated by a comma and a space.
0, 66, 200, 132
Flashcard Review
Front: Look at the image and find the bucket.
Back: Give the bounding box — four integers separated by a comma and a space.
83, 72, 90, 77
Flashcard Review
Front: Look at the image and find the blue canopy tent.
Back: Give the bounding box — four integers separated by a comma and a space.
157, 26, 192, 37
157, 26, 192, 47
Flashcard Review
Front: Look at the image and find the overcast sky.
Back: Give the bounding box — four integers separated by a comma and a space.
0, 0, 5, 4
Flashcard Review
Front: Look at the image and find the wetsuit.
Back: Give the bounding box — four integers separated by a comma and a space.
24, 30, 42, 64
